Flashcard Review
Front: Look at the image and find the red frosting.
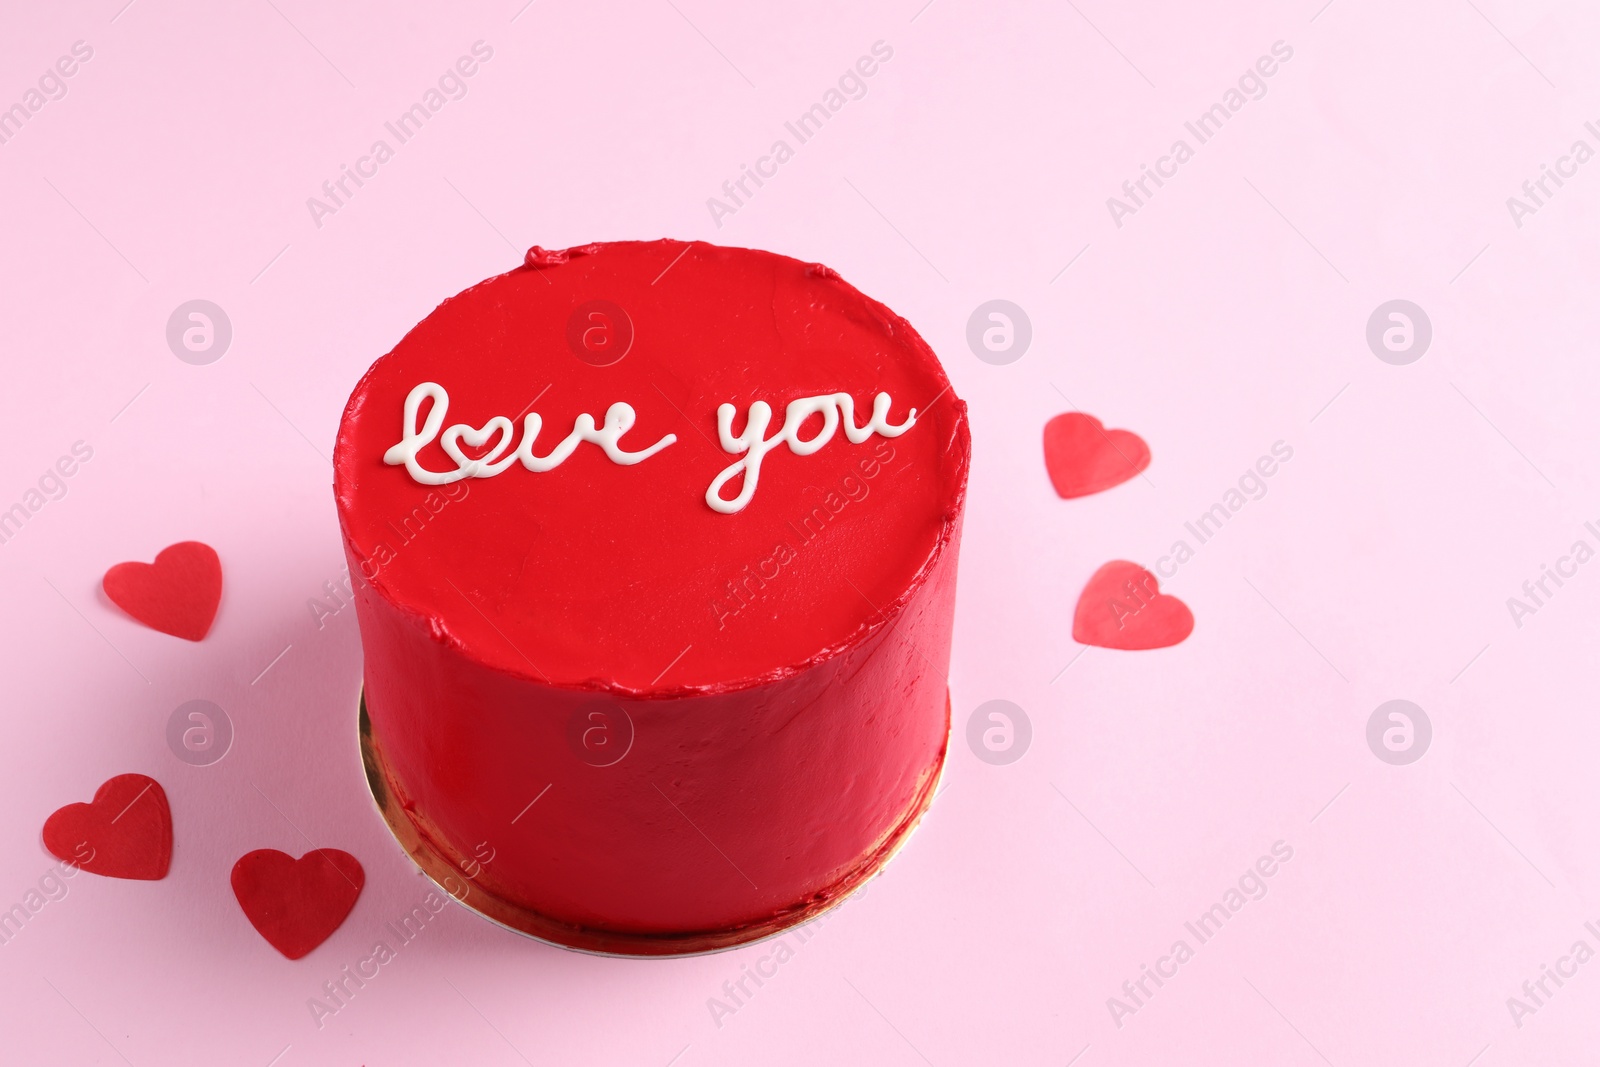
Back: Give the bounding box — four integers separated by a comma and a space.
334, 240, 970, 949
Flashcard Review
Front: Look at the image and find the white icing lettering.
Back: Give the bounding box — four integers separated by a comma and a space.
383, 382, 916, 515
705, 392, 916, 514
384, 382, 676, 485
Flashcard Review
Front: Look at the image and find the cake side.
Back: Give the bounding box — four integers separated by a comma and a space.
349, 505, 961, 936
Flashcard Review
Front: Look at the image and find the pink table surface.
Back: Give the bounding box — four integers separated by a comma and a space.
4, 0, 1599, 1063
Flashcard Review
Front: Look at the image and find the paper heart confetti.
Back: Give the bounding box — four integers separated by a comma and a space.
43, 773, 173, 880
232, 849, 365, 960
1043, 413, 1151, 499
102, 541, 221, 641
1073, 560, 1193, 650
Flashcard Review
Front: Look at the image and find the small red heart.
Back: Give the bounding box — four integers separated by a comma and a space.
1073, 561, 1193, 650
43, 773, 173, 880
102, 541, 221, 641
1043, 413, 1151, 498
232, 849, 365, 960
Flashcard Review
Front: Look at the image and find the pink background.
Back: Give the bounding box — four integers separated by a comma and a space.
3, 0, 1599, 1063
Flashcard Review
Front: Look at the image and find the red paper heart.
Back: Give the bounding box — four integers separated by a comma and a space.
1073, 560, 1193, 650
232, 849, 365, 960
102, 541, 222, 641
43, 773, 172, 880
1043, 413, 1151, 498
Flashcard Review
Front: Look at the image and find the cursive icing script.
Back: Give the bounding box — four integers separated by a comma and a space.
382, 381, 917, 512
383, 382, 677, 484
706, 392, 917, 514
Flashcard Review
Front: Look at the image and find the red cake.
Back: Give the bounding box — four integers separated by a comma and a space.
334, 239, 970, 955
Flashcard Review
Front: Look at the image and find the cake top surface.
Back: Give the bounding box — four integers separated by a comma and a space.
334, 240, 970, 695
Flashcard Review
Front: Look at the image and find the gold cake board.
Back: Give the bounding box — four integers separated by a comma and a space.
358, 688, 950, 958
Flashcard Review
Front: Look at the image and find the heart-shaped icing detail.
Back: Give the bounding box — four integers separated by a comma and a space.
231, 848, 366, 959
43, 773, 173, 880
102, 541, 221, 641
1073, 560, 1193, 650
441, 416, 517, 478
